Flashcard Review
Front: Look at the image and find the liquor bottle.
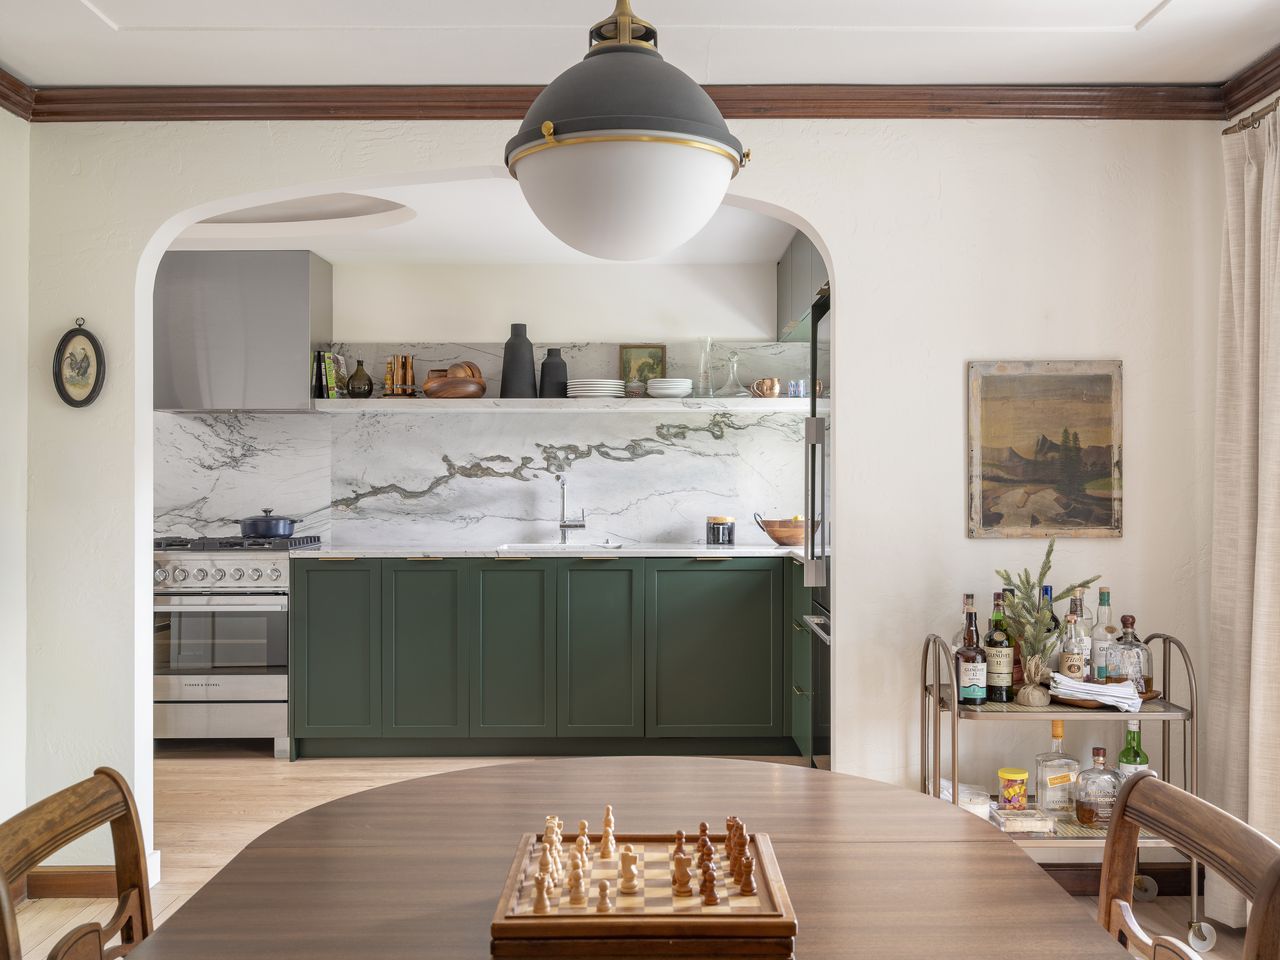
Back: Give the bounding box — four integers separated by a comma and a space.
1117, 719, 1150, 781
1090, 588, 1120, 681
954, 597, 987, 706
1074, 586, 1096, 635
1072, 587, 1095, 665
1035, 720, 1080, 815
983, 592, 1014, 702
1106, 614, 1153, 693
1075, 747, 1122, 826
1041, 584, 1060, 633
1059, 611, 1088, 681
950, 593, 976, 651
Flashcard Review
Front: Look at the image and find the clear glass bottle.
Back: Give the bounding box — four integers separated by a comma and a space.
715, 350, 751, 397
695, 337, 715, 398
1075, 747, 1122, 827
1106, 614, 1153, 694
1117, 718, 1150, 782
1074, 586, 1096, 636
983, 592, 1014, 703
1090, 587, 1120, 681
953, 597, 987, 706
1059, 611, 1088, 682
950, 593, 975, 651
1035, 720, 1080, 815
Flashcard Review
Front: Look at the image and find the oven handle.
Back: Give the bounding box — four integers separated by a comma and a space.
154, 595, 288, 613
803, 614, 832, 646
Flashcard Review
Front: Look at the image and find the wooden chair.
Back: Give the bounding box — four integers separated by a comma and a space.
1099, 769, 1280, 959
0, 767, 153, 960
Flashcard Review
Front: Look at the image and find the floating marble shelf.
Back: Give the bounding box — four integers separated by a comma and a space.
311, 397, 812, 414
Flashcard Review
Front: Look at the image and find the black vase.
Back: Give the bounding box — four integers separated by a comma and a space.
539, 348, 568, 399
346, 359, 374, 398
500, 323, 537, 398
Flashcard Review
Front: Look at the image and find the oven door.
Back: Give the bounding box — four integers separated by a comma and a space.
154, 594, 288, 698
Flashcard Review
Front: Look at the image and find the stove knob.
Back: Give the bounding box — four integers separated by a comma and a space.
268, 568, 283, 581
212, 568, 226, 582
247, 568, 263, 582
154, 568, 169, 583
173, 568, 189, 582
230, 568, 244, 581
193, 568, 208, 581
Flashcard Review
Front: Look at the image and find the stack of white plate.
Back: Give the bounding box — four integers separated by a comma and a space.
646, 378, 694, 398
567, 379, 625, 398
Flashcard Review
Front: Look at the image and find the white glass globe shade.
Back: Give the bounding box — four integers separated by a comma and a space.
512, 133, 734, 261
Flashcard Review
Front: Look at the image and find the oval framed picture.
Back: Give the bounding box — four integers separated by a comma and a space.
52, 318, 106, 408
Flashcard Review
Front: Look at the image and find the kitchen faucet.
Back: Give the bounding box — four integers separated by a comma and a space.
556, 474, 587, 544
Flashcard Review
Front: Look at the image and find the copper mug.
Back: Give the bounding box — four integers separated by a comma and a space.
750, 377, 783, 398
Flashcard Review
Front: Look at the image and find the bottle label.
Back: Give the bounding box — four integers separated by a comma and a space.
958, 662, 986, 700
1118, 762, 1148, 781
1047, 773, 1074, 788
983, 646, 1013, 685
1061, 652, 1086, 681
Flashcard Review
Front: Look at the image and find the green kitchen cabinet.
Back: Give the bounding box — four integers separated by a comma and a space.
382, 559, 470, 737
645, 558, 784, 737
470, 559, 557, 737
789, 620, 814, 761
782, 556, 810, 738
291, 559, 382, 738
557, 558, 645, 737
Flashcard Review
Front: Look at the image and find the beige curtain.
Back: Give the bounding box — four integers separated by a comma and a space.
1208, 110, 1280, 926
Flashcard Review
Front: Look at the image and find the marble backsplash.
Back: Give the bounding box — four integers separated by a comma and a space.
155, 408, 805, 547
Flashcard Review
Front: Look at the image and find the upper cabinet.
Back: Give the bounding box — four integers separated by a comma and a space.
776, 231, 828, 343
153, 251, 332, 411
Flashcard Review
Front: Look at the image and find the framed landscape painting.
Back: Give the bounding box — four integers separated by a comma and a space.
967, 360, 1122, 538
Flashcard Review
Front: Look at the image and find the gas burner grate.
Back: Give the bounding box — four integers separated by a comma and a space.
154, 535, 321, 552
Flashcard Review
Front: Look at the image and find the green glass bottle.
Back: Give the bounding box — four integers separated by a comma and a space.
1117, 719, 1150, 781
983, 591, 1014, 702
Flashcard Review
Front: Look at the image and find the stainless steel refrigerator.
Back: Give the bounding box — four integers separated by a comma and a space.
803, 283, 832, 767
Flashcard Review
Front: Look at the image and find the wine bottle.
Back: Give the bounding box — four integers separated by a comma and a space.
1117, 719, 1150, 781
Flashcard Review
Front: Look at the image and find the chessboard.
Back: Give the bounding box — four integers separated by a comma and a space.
491, 815, 796, 958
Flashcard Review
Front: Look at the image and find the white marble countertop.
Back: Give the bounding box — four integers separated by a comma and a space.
290, 543, 805, 561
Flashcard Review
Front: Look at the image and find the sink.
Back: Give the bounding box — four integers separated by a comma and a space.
498, 542, 625, 552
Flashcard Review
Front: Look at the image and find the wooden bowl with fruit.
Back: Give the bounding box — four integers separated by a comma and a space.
754, 513, 806, 547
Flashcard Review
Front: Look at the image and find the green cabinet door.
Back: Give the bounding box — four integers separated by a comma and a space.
782, 557, 810, 737
471, 559, 557, 737
645, 558, 784, 737
291, 559, 382, 738
382, 559, 470, 737
790, 622, 813, 761
558, 558, 644, 737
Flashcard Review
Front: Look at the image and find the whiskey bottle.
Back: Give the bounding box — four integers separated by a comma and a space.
1117, 718, 1150, 781
1090, 587, 1120, 681
1075, 747, 1122, 827
1106, 615, 1153, 693
954, 597, 987, 706
1034, 720, 1080, 815
1059, 611, 1088, 682
983, 592, 1014, 703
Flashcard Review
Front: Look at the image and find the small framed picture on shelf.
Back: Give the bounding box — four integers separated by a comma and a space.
619, 343, 667, 383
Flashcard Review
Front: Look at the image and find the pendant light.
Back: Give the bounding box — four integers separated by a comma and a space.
505, 0, 748, 261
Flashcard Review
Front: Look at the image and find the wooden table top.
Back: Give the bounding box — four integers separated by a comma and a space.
129, 757, 1128, 959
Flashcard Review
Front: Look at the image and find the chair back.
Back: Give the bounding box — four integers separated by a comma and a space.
0, 767, 153, 960
1098, 770, 1280, 960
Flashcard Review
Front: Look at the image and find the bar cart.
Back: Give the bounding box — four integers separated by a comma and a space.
919, 632, 1215, 952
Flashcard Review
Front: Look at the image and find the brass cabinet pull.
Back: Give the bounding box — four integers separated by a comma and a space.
793, 622, 806, 631
317, 557, 357, 561
495, 556, 532, 561
792, 685, 810, 697
694, 557, 732, 561
792, 558, 803, 567
582, 557, 620, 561
406, 556, 445, 561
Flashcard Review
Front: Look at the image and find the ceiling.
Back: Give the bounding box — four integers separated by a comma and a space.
2, 1, 1277, 87
169, 180, 798, 265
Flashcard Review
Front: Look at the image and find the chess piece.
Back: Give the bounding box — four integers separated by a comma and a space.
596, 879, 614, 913
575, 834, 591, 865
603, 804, 615, 831
698, 821, 710, 852
697, 836, 713, 869
568, 858, 587, 906
673, 829, 686, 857
533, 872, 553, 915
740, 853, 757, 896
672, 852, 694, 897
577, 819, 590, 851
538, 843, 554, 884
732, 831, 748, 884
619, 845, 640, 894
600, 822, 618, 861
699, 863, 721, 906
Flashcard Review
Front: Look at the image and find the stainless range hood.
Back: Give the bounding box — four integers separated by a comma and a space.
153, 250, 332, 411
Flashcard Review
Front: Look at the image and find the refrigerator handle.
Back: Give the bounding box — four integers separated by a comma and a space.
803, 419, 814, 563
804, 417, 826, 587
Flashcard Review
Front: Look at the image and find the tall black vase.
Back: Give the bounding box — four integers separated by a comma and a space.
499, 323, 537, 398
539, 348, 568, 398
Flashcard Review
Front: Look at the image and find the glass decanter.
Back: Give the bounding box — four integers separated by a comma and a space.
1075, 747, 1122, 827
716, 351, 751, 398
695, 337, 716, 398
1105, 614, 1153, 694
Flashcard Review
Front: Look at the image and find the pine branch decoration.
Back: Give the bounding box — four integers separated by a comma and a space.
995, 538, 1100, 663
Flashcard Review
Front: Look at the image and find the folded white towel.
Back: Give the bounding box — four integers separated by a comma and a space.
1049, 673, 1142, 713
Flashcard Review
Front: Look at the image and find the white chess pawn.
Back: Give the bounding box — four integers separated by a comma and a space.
599, 824, 618, 861
619, 845, 640, 895
577, 819, 590, 851
568, 860, 588, 906
603, 804, 615, 831
575, 833, 591, 865
596, 879, 614, 913
538, 843, 554, 883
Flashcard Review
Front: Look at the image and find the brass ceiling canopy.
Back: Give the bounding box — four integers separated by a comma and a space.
588, 0, 658, 47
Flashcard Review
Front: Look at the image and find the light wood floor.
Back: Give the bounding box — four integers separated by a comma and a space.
14, 744, 1245, 960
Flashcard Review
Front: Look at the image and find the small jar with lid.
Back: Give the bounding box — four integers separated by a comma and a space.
997, 768, 1029, 810
706, 516, 736, 546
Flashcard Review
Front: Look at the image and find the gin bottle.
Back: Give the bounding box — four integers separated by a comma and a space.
1035, 720, 1079, 815
1090, 587, 1120, 681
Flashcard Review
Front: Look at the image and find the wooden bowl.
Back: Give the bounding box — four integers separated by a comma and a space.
754, 513, 805, 547
424, 376, 487, 399
448, 361, 483, 380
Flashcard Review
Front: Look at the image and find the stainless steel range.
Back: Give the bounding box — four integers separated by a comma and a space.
153, 536, 317, 759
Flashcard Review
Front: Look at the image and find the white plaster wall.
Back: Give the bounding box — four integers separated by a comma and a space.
0, 110, 28, 820
23, 118, 1221, 857
333, 262, 777, 342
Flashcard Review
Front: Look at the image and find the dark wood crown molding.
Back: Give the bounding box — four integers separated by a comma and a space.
0, 65, 34, 121
21, 81, 1227, 123
1223, 43, 1280, 116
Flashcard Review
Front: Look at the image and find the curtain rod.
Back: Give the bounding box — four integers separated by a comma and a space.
1223, 95, 1279, 136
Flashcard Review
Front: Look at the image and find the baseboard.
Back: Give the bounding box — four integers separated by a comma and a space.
1040, 861, 1202, 897
295, 736, 801, 759
25, 866, 118, 899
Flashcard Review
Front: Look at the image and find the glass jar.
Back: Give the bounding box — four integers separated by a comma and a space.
997, 768, 1029, 810
705, 517, 735, 546
1105, 614, 1153, 694
1075, 747, 1122, 827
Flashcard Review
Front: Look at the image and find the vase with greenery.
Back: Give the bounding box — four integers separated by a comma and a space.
996, 539, 1099, 706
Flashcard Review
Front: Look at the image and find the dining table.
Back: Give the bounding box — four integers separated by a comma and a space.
129, 756, 1129, 959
